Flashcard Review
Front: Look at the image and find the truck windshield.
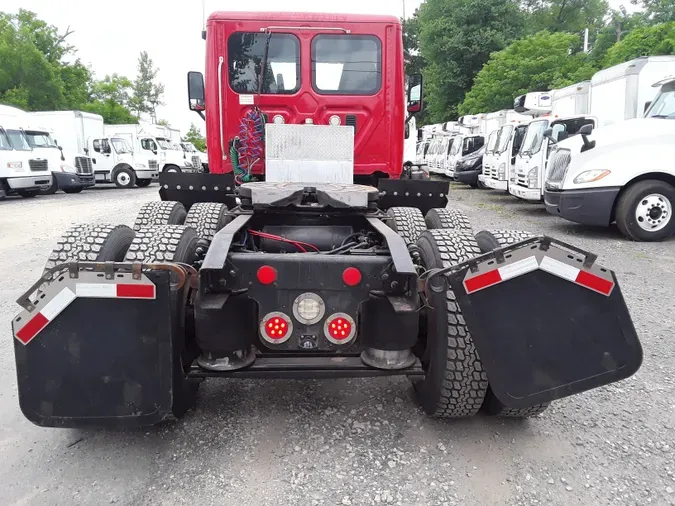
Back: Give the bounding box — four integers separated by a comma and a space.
312, 35, 381, 95
0, 129, 13, 150
181, 143, 196, 152
156, 138, 171, 150
520, 120, 548, 155
450, 138, 462, 155
111, 138, 132, 154
496, 125, 514, 153
6, 129, 31, 151
25, 131, 57, 148
646, 82, 675, 119
486, 131, 498, 152
228, 33, 300, 94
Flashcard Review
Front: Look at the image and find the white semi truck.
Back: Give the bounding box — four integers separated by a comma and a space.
545, 77, 675, 241
590, 55, 675, 127
27, 111, 158, 189
509, 91, 596, 201
0, 114, 53, 198
105, 124, 193, 173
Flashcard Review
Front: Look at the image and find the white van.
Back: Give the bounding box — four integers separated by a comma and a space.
0, 116, 52, 198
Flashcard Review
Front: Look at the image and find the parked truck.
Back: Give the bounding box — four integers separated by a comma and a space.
552, 81, 591, 117
11, 11, 642, 429
590, 56, 675, 127
0, 114, 52, 198
545, 76, 675, 241
105, 124, 193, 174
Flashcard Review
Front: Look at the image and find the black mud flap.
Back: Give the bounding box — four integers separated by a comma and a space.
378, 179, 449, 215
442, 238, 643, 409
12, 270, 180, 428
159, 172, 237, 211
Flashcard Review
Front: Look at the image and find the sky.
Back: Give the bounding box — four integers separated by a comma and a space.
3, 0, 423, 137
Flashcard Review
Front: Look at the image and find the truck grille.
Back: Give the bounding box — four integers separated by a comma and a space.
192, 155, 201, 169
516, 174, 528, 187
149, 160, 159, 170
482, 164, 490, 176
28, 159, 48, 172
546, 149, 571, 185
75, 156, 93, 175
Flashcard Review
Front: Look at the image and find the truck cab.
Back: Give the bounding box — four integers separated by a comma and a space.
180, 142, 209, 172
0, 116, 52, 198
482, 129, 499, 183
545, 77, 675, 241
445, 134, 484, 179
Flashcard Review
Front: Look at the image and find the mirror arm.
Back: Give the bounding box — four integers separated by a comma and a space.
195, 110, 206, 121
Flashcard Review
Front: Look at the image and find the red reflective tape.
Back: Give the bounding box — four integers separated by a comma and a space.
575, 270, 614, 296
15, 312, 49, 345
116, 284, 155, 299
464, 269, 502, 294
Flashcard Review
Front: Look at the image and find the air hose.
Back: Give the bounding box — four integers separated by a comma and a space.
232, 108, 265, 185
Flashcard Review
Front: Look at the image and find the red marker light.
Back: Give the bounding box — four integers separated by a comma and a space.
261, 313, 292, 344
342, 267, 362, 287
257, 265, 277, 285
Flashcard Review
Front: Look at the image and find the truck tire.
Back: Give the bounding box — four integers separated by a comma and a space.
386, 207, 427, 245
63, 187, 84, 194
133, 201, 187, 231
184, 202, 231, 241
40, 177, 59, 195
18, 190, 39, 198
112, 166, 136, 189
413, 229, 488, 418
44, 224, 135, 277
425, 208, 472, 231
163, 165, 182, 173
136, 179, 152, 187
615, 180, 675, 242
475, 229, 550, 418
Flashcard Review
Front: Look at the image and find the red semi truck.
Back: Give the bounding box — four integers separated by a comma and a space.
11, 12, 642, 428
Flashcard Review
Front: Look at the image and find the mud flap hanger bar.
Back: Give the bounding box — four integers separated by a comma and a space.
423, 235, 599, 293
16, 261, 197, 312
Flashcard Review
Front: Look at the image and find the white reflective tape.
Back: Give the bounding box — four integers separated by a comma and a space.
40, 287, 76, 321
497, 256, 539, 281
539, 256, 580, 282
76, 283, 117, 298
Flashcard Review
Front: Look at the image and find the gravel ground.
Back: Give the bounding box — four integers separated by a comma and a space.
1, 183, 674, 506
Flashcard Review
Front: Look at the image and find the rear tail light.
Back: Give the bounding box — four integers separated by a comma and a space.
342, 267, 362, 287
324, 313, 356, 345
257, 265, 277, 285
260, 312, 293, 344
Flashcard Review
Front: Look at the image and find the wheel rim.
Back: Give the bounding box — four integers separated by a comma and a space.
117, 172, 131, 186
635, 193, 672, 232
167, 167, 178, 173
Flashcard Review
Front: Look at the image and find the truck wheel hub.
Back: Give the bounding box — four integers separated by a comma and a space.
636, 193, 671, 232
117, 173, 130, 185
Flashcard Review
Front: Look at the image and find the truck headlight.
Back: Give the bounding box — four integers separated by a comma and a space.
7, 161, 23, 169
573, 169, 611, 184
60, 164, 77, 173
528, 167, 539, 188
498, 163, 506, 178
136, 163, 147, 169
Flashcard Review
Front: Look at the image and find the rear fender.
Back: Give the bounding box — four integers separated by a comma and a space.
434, 237, 643, 409
378, 179, 449, 215
11, 264, 186, 428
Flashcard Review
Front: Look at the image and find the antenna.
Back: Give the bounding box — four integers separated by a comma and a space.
201, 0, 207, 40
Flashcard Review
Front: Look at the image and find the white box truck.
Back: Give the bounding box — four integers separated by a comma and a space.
26, 111, 157, 189
0, 114, 52, 198
590, 55, 675, 127
551, 81, 591, 117
509, 92, 596, 201
545, 77, 675, 241
105, 124, 194, 173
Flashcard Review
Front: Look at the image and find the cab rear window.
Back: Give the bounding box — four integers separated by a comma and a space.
228, 32, 300, 94
312, 35, 382, 95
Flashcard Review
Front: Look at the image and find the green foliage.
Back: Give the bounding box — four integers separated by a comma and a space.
418, 0, 525, 122
85, 73, 137, 124
603, 21, 675, 65
459, 31, 597, 114
632, 0, 675, 24
130, 51, 165, 122
523, 0, 609, 35
182, 123, 206, 152
81, 100, 137, 124
591, 8, 649, 63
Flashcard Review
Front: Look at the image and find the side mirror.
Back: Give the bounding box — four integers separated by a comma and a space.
188, 71, 205, 112
579, 124, 594, 136
644, 101, 652, 114
543, 128, 556, 144
152, 149, 158, 155
407, 74, 423, 114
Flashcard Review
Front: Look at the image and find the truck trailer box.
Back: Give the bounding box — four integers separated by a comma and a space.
551, 81, 591, 117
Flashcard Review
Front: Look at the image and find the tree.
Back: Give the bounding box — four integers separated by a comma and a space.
157, 119, 170, 127
182, 123, 206, 151
603, 21, 675, 65
523, 0, 610, 35
81, 100, 137, 124
418, 0, 525, 122
130, 51, 165, 123
631, 0, 675, 24
591, 8, 649, 62
459, 31, 597, 114
85, 73, 136, 124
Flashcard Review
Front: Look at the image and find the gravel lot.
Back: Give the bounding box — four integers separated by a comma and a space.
1, 183, 674, 506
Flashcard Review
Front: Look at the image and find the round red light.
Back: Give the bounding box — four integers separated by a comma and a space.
342, 267, 362, 287
263, 316, 289, 340
257, 265, 277, 285
327, 317, 352, 341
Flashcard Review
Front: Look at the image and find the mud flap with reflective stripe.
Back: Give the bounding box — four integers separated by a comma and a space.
12, 270, 178, 428
443, 239, 643, 409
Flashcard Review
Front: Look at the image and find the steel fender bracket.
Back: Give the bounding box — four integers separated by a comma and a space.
159, 172, 237, 211
444, 249, 643, 410
378, 179, 449, 215
12, 270, 178, 428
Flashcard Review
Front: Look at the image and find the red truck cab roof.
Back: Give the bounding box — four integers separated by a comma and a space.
203, 11, 406, 180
